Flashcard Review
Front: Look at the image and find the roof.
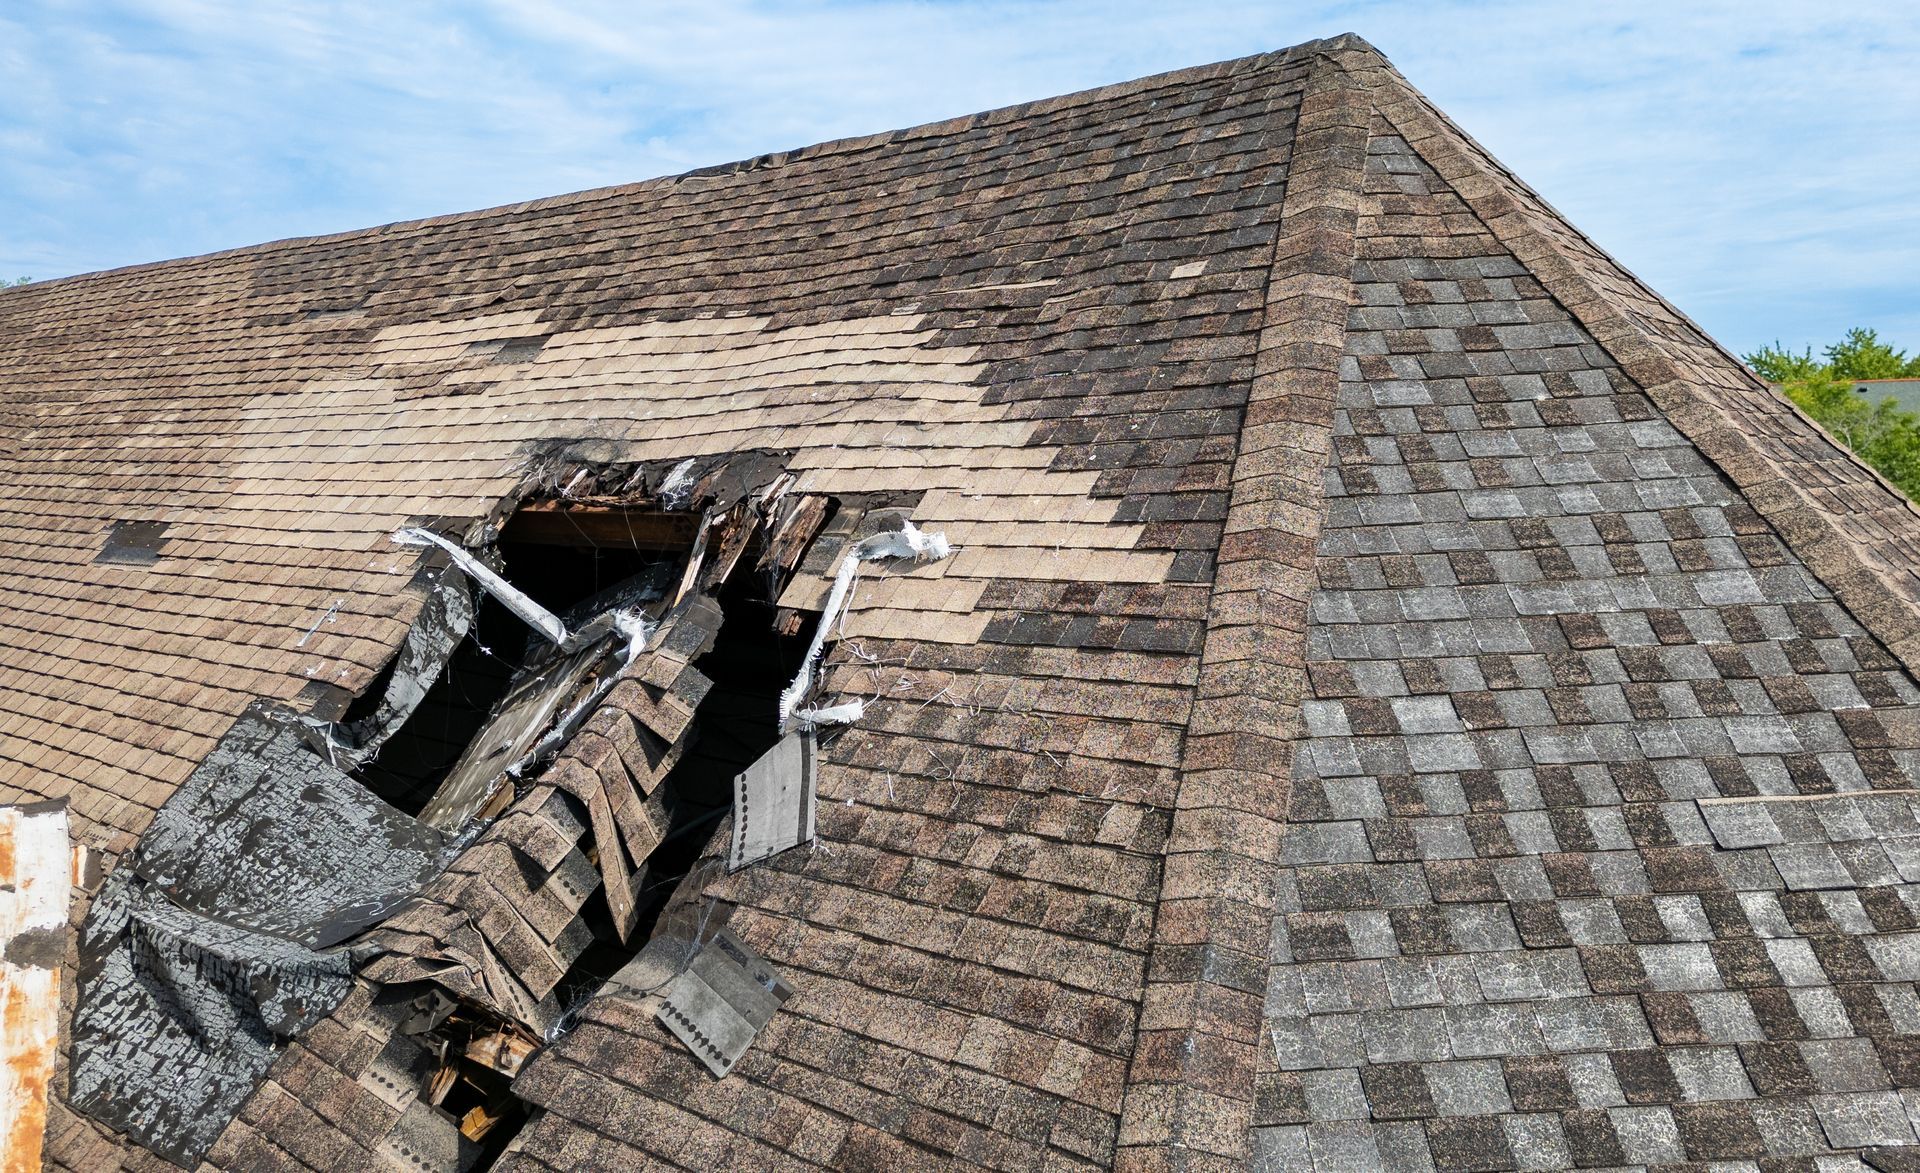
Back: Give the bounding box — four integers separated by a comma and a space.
13, 30, 1920, 1172
1853, 379, 1920, 417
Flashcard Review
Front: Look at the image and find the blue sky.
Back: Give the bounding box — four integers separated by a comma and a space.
2, 1, 1914, 357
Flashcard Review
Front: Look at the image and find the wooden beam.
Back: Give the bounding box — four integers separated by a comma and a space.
501, 503, 701, 551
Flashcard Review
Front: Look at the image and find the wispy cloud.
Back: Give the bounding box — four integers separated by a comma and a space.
1, 0, 1913, 353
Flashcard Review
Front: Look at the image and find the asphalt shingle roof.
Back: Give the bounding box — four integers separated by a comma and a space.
12, 31, 1920, 1173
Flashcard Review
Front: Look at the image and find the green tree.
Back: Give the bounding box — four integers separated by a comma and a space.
4, 277, 28, 287
1745, 329, 1920, 499
1826, 327, 1920, 379
1746, 342, 1826, 383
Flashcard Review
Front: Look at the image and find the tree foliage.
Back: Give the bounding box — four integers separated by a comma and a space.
1744, 329, 1920, 499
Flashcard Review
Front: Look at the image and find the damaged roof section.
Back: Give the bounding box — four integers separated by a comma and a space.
363, 593, 724, 1027
333, 567, 476, 765
62, 447, 868, 1166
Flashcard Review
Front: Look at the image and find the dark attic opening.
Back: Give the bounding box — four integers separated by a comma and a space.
338, 503, 693, 817
339, 589, 523, 815
476, 489, 824, 1009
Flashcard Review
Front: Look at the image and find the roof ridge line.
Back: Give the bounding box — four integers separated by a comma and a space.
1116, 44, 1371, 1165
1337, 43, 1920, 680
21, 36, 1369, 293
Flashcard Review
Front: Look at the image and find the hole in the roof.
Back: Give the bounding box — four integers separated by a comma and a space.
337, 479, 831, 1165
340, 590, 524, 815
94, 519, 170, 566
468, 335, 550, 365
338, 499, 695, 819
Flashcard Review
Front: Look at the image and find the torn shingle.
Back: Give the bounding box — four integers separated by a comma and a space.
727, 730, 816, 872
655, 928, 794, 1078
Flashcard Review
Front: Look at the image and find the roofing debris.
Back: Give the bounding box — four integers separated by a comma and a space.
0, 800, 69, 1173
364, 592, 724, 1026
414, 620, 640, 832
332, 567, 473, 765
392, 527, 570, 648
63, 455, 845, 1163
653, 928, 794, 1078
727, 731, 817, 872
777, 518, 953, 731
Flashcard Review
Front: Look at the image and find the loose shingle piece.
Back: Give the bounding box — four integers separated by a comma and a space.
15, 31, 1920, 1173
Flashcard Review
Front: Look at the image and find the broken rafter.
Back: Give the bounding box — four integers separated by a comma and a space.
755, 494, 830, 576
699, 501, 759, 593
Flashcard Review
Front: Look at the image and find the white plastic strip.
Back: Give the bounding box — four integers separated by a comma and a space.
777, 521, 951, 731
391, 527, 570, 647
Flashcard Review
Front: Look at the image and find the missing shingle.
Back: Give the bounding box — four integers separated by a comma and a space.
94, 520, 169, 566
469, 336, 550, 365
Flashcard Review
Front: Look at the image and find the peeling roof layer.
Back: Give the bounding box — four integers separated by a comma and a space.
11, 30, 1920, 1172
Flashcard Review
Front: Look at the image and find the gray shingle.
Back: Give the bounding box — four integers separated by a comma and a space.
1666, 1046, 1754, 1101
1638, 943, 1721, 990
1301, 1068, 1369, 1121
1364, 1008, 1453, 1063
1306, 1122, 1388, 1173
1447, 1003, 1545, 1058
1503, 1113, 1570, 1171
1700, 801, 1784, 849
1250, 1126, 1311, 1173
1609, 1105, 1685, 1164
1424, 1059, 1513, 1116
1800, 1038, 1891, 1094
1562, 1051, 1627, 1108
1770, 843, 1856, 890
1535, 997, 1652, 1052
1370, 1122, 1439, 1173
1284, 822, 1375, 865
1812, 1091, 1916, 1148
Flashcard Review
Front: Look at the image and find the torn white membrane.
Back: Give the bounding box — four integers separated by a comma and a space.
793, 699, 866, 728
655, 929, 793, 1078
729, 731, 817, 872
776, 521, 951, 731
391, 527, 570, 647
